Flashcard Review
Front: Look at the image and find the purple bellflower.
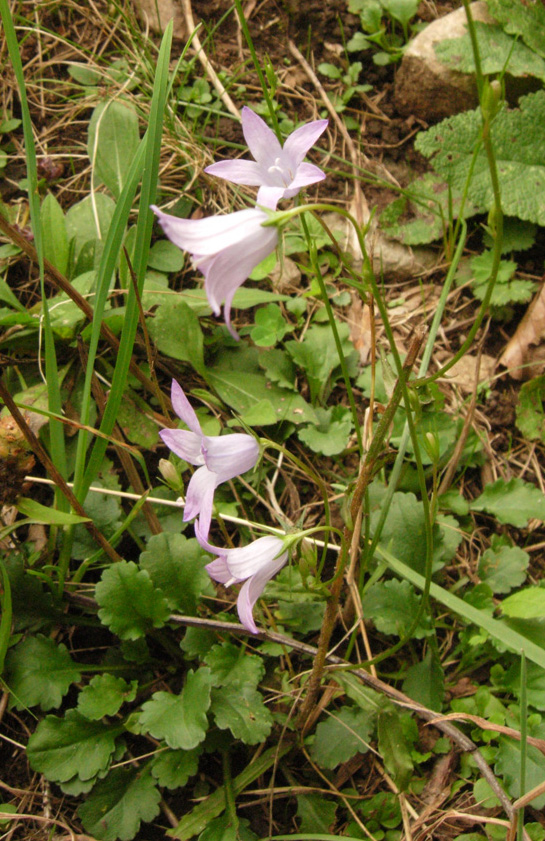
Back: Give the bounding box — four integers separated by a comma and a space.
151, 205, 277, 338
205, 107, 328, 210
160, 380, 259, 538
195, 521, 288, 634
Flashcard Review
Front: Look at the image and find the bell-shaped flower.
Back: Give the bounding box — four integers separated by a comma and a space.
151, 205, 277, 338
160, 380, 259, 538
204, 107, 328, 210
196, 522, 288, 634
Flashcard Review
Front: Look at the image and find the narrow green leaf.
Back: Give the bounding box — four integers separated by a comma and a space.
169, 744, 292, 839
0, 558, 12, 674
87, 101, 140, 199
16, 497, 90, 525
378, 545, 545, 670
377, 709, 413, 790
41, 193, 68, 275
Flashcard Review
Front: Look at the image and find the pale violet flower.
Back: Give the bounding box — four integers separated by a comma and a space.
151, 205, 277, 338
196, 522, 288, 634
160, 380, 259, 538
205, 107, 328, 210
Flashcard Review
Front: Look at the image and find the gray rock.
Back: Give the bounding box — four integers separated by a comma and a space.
394, 1, 493, 122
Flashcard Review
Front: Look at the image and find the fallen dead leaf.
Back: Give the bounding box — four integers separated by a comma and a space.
500, 281, 545, 380
441, 353, 496, 393
346, 293, 373, 364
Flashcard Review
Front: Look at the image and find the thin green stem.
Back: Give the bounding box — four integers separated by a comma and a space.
232, 0, 281, 139
300, 212, 364, 457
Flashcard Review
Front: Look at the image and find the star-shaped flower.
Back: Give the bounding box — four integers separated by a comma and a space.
205, 107, 328, 209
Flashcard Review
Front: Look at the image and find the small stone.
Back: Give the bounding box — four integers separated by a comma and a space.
394, 1, 493, 122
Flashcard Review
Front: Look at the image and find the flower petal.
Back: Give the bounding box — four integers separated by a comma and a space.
203, 434, 259, 481
183, 466, 218, 535
237, 551, 288, 633
283, 119, 328, 168
288, 161, 327, 189
241, 106, 282, 165
201, 226, 278, 318
206, 557, 236, 585
151, 206, 267, 256
159, 428, 203, 465
225, 536, 286, 580
170, 380, 202, 435
256, 185, 289, 210
204, 158, 264, 186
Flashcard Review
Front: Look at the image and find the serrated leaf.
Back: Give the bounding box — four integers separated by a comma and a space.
27, 709, 122, 782
495, 739, 545, 808
470, 477, 545, 527
285, 323, 358, 404
297, 405, 353, 456
377, 709, 413, 791
87, 101, 140, 199
95, 561, 170, 640
147, 300, 204, 374
204, 641, 264, 688
139, 534, 212, 614
361, 579, 430, 639
258, 348, 296, 390
296, 794, 337, 833
151, 746, 201, 789
311, 705, 374, 769
487, 0, 545, 58
78, 674, 138, 720
139, 669, 212, 749
500, 661, 545, 711
501, 588, 545, 619
79, 766, 161, 841
6, 635, 81, 711
402, 649, 444, 711
435, 22, 545, 81
415, 91, 545, 228
478, 546, 529, 594
211, 684, 273, 744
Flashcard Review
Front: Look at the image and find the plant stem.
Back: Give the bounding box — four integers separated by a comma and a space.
296, 329, 425, 730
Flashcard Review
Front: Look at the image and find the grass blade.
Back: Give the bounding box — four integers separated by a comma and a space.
377, 545, 545, 670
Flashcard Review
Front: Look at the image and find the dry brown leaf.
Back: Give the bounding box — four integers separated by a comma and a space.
441, 353, 496, 393
429, 712, 545, 754
346, 293, 373, 364
500, 282, 545, 380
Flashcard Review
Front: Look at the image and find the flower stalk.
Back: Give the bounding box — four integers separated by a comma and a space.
296, 327, 426, 730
